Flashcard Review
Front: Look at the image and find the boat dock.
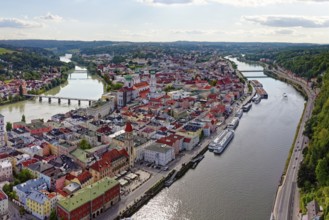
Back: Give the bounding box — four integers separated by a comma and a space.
256, 87, 268, 99
250, 80, 263, 87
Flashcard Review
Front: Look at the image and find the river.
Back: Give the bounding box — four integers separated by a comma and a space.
133, 58, 305, 220
0, 56, 105, 124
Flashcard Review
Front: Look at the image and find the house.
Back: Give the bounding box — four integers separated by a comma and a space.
0, 190, 8, 219
57, 177, 120, 220
26, 191, 57, 220
143, 143, 175, 166
13, 178, 48, 206
156, 134, 184, 154
0, 160, 12, 182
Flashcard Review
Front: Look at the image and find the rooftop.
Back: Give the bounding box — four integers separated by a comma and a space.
145, 143, 173, 154
57, 177, 119, 212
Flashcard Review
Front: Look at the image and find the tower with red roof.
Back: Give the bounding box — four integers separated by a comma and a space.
125, 121, 134, 168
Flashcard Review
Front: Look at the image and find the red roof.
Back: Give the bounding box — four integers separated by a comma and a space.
66, 173, 76, 181
0, 153, 9, 160
139, 89, 150, 98
133, 81, 149, 89
125, 122, 133, 132
103, 148, 128, 162
0, 191, 7, 201
77, 170, 92, 184
90, 159, 111, 172
21, 158, 39, 167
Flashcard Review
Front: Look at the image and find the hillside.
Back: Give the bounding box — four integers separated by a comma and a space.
298, 65, 329, 218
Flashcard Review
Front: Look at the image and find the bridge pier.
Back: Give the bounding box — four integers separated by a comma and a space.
68, 99, 71, 105
48, 97, 51, 103
39, 97, 42, 102
58, 98, 61, 104
78, 100, 81, 105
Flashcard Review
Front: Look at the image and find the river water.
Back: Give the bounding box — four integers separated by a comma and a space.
133, 58, 305, 220
0, 56, 105, 124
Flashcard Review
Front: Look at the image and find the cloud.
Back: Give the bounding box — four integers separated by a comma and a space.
37, 13, 63, 22
137, 0, 204, 6
0, 18, 42, 28
138, 0, 329, 7
274, 29, 295, 34
243, 15, 329, 28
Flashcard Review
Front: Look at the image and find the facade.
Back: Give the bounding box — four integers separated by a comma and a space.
0, 160, 12, 182
0, 190, 8, 219
144, 143, 175, 166
26, 191, 57, 220
0, 114, 4, 147
85, 99, 115, 118
57, 177, 120, 220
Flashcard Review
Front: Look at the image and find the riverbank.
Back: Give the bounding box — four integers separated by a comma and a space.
268, 66, 316, 220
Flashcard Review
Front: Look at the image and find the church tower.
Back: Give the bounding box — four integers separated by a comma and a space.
125, 121, 134, 168
149, 70, 156, 98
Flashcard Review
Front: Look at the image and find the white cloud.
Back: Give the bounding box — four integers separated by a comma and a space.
243, 15, 329, 28
37, 13, 63, 22
274, 29, 295, 34
0, 18, 42, 28
138, 0, 329, 7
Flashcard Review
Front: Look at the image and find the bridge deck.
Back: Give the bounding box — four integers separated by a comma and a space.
240, 70, 263, 72
24, 94, 97, 102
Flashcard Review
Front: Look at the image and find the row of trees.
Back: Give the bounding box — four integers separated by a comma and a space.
297, 67, 329, 217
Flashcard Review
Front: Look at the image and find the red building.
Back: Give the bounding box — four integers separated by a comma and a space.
57, 177, 120, 220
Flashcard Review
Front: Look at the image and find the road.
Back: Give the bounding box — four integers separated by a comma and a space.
271, 67, 316, 220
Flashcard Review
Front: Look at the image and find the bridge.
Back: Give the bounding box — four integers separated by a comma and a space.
74, 69, 88, 73
240, 70, 263, 72
24, 94, 97, 106
245, 76, 269, 78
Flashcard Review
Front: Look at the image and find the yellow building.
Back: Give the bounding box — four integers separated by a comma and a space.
26, 191, 57, 220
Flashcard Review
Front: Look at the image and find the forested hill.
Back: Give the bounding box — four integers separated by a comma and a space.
245, 46, 329, 79
298, 67, 329, 218
0, 45, 74, 80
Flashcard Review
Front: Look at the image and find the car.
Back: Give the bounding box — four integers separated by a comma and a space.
162, 166, 169, 171
295, 157, 298, 160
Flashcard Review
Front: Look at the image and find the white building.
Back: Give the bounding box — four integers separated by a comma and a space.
144, 143, 175, 166
0, 160, 12, 182
0, 114, 4, 147
0, 190, 8, 219
168, 90, 191, 100
85, 99, 115, 118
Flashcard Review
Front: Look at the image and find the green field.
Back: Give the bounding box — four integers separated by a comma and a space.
0, 48, 14, 55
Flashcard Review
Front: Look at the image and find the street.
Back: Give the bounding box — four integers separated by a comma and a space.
271, 67, 316, 220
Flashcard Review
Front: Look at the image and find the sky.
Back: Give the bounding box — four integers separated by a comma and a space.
1, 0, 329, 43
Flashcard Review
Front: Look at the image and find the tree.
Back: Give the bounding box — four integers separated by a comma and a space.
6, 122, 12, 131
21, 114, 26, 123
50, 210, 57, 220
19, 85, 23, 96
78, 139, 91, 150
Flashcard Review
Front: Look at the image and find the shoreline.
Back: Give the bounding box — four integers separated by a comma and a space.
265, 66, 316, 220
